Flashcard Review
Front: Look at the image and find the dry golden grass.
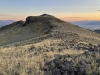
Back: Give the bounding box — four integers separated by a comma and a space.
61, 49, 85, 55
0, 39, 87, 75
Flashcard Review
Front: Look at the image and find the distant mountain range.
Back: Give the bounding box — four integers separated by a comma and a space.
70, 20, 100, 30
0, 20, 15, 27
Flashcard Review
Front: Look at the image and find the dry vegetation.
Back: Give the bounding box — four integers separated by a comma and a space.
0, 37, 100, 75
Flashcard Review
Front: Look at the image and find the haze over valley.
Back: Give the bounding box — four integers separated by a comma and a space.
71, 20, 100, 30
0, 20, 15, 27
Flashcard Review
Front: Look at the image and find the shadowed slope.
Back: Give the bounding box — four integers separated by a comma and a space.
0, 14, 57, 45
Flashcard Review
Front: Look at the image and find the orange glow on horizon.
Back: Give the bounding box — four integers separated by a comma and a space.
58, 12, 100, 22
60, 17, 100, 22
0, 12, 100, 22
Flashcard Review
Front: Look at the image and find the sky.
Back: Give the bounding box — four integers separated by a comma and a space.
0, 0, 100, 21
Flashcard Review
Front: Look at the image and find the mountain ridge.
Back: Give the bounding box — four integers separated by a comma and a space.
0, 14, 100, 46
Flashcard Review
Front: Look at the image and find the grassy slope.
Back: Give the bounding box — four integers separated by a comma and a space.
0, 16, 53, 45
0, 15, 100, 46
0, 38, 100, 75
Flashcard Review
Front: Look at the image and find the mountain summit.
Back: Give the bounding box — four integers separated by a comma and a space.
24, 14, 62, 26
0, 14, 100, 46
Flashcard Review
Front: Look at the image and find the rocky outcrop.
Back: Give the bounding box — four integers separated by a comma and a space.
94, 29, 100, 34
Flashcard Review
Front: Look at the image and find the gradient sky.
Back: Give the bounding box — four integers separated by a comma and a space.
0, 0, 100, 21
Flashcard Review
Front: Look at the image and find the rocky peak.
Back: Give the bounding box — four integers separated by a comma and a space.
23, 14, 63, 26
40, 14, 54, 17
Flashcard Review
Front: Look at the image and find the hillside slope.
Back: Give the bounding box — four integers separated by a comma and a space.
0, 14, 100, 46
0, 14, 100, 75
